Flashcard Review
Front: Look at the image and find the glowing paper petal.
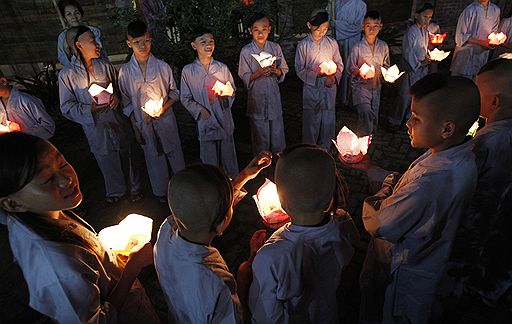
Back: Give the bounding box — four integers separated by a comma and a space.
98, 214, 153, 255
430, 32, 447, 45
88, 83, 113, 105
319, 60, 337, 76
428, 48, 451, 62
467, 119, 480, 137
499, 53, 512, 60
332, 126, 372, 164
142, 98, 164, 118
488, 32, 507, 46
253, 179, 290, 228
251, 51, 277, 68
0, 120, 21, 134
212, 80, 234, 97
359, 63, 375, 79
381, 64, 405, 83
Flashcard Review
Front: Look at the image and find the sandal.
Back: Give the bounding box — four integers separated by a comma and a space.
105, 196, 121, 204
130, 192, 144, 203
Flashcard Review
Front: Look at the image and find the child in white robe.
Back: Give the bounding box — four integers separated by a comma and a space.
0, 77, 55, 139
238, 13, 288, 155
154, 151, 271, 323
119, 20, 185, 200
295, 10, 344, 149
180, 27, 239, 178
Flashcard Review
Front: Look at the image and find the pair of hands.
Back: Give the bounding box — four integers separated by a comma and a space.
117, 242, 153, 273
253, 64, 281, 80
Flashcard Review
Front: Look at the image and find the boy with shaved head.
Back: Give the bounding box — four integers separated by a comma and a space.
359, 74, 480, 323
248, 145, 357, 323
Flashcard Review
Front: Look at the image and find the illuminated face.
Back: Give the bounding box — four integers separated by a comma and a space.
406, 96, 444, 149
5, 142, 82, 217
475, 73, 494, 119
417, 9, 433, 28
76, 31, 100, 59
250, 17, 271, 47
363, 18, 382, 38
191, 33, 215, 58
64, 5, 82, 27
127, 32, 152, 59
308, 21, 329, 42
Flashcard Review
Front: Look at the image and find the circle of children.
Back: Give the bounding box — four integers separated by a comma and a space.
0, 0, 511, 323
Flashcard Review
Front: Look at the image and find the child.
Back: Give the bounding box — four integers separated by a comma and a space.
248, 145, 357, 323
492, 14, 512, 59
346, 10, 389, 136
59, 26, 142, 203
0, 132, 158, 323
386, 3, 432, 129
56, 0, 107, 67
118, 20, 185, 201
180, 27, 239, 178
154, 151, 272, 323
0, 76, 55, 139
295, 10, 344, 149
450, 0, 500, 80
238, 12, 289, 155
359, 74, 480, 323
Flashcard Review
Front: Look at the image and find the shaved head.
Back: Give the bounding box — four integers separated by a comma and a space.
476, 59, 512, 120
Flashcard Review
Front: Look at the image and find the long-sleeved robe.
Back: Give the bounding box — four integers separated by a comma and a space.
360, 139, 477, 324
238, 40, 288, 154
57, 26, 107, 68
347, 37, 390, 136
492, 17, 512, 59
248, 214, 357, 323
0, 87, 55, 139
450, 1, 500, 79
154, 218, 242, 324
59, 57, 140, 197
295, 34, 344, 149
118, 54, 185, 196
180, 58, 238, 178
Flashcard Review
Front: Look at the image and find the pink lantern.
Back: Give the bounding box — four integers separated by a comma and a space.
488, 32, 507, 46
88, 83, 113, 105
98, 214, 153, 255
332, 126, 372, 163
212, 80, 234, 97
0, 120, 21, 134
319, 60, 337, 76
359, 63, 375, 79
252, 179, 290, 229
430, 32, 447, 45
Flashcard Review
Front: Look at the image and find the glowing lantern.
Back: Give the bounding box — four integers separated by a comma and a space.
212, 80, 234, 97
251, 52, 276, 68
430, 32, 447, 45
252, 178, 290, 229
381, 64, 404, 83
488, 32, 507, 46
98, 214, 153, 255
319, 60, 337, 76
499, 53, 512, 60
142, 98, 164, 118
0, 120, 21, 134
467, 119, 480, 137
88, 83, 113, 105
332, 126, 372, 164
428, 48, 451, 62
359, 63, 375, 79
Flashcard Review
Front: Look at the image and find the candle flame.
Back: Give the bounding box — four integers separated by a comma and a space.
253, 179, 290, 227
430, 32, 447, 45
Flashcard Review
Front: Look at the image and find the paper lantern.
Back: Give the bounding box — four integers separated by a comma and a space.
251, 51, 276, 68
430, 32, 447, 45
381, 64, 404, 83
88, 83, 113, 105
359, 63, 375, 79
252, 179, 290, 229
98, 214, 153, 255
499, 53, 512, 60
428, 48, 451, 62
0, 120, 21, 134
467, 119, 480, 137
319, 60, 337, 76
212, 80, 234, 97
332, 126, 372, 163
142, 98, 164, 118
488, 32, 507, 46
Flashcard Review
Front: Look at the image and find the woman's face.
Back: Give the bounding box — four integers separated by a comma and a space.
64, 5, 82, 27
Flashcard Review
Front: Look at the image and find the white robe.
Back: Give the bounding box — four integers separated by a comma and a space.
450, 1, 500, 78
0, 87, 55, 139
360, 139, 477, 324
154, 218, 242, 324
248, 215, 357, 323
492, 17, 512, 59
57, 26, 107, 68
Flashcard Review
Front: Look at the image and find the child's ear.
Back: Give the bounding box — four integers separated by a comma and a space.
492, 95, 501, 111
126, 39, 133, 49
0, 197, 28, 213
306, 22, 312, 30
441, 121, 456, 139
190, 42, 197, 50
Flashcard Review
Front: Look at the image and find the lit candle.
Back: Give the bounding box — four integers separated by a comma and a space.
319, 60, 337, 76
381, 64, 404, 83
252, 179, 290, 228
430, 32, 447, 45
98, 214, 153, 255
332, 126, 372, 164
212, 80, 234, 97
359, 63, 375, 79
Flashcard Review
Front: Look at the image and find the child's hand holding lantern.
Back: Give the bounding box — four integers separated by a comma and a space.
359, 63, 375, 80
109, 93, 120, 109
126, 242, 154, 271
325, 75, 336, 88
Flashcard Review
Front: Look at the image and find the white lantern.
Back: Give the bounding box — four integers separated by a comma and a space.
142, 98, 164, 118
98, 214, 153, 255
359, 63, 375, 79
488, 32, 507, 46
212, 80, 234, 97
381, 64, 405, 83
319, 60, 337, 76
88, 83, 113, 105
467, 119, 480, 137
0, 120, 21, 134
332, 126, 372, 163
251, 51, 277, 68
252, 178, 290, 229
499, 53, 512, 60
428, 48, 451, 62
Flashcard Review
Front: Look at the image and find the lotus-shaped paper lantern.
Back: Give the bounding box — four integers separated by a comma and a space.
428, 48, 451, 62
381, 64, 404, 83
430, 32, 447, 45
319, 60, 337, 76
98, 214, 153, 255
0, 120, 21, 134
142, 98, 164, 118
499, 52, 512, 60
212, 80, 234, 97
359, 63, 375, 79
488, 32, 507, 46
332, 126, 372, 163
251, 51, 276, 68
88, 83, 113, 105
253, 178, 290, 229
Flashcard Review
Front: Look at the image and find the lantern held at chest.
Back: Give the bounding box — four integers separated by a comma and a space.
251, 52, 277, 68
253, 179, 290, 229
488, 32, 507, 46
98, 214, 153, 255
0, 120, 21, 134
319, 60, 337, 76
428, 48, 450, 62
212, 80, 234, 97
88, 83, 113, 105
359, 63, 375, 79
142, 98, 164, 118
381, 65, 404, 83
430, 33, 447, 45
332, 126, 372, 163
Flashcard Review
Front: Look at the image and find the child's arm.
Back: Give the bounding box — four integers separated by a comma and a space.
106, 64, 120, 110
180, 68, 210, 120
162, 63, 180, 115
58, 71, 95, 125
232, 151, 272, 192
117, 68, 135, 118
346, 45, 360, 78
294, 42, 318, 86
238, 49, 267, 88
21, 95, 55, 140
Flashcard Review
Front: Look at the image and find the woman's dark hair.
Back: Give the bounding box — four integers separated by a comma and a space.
57, 0, 84, 19
416, 2, 434, 14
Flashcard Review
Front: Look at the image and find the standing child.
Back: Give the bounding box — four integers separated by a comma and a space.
359, 74, 480, 323
118, 20, 185, 202
59, 26, 141, 203
180, 27, 239, 178
238, 13, 289, 155
295, 10, 344, 149
0, 76, 55, 139
346, 10, 389, 136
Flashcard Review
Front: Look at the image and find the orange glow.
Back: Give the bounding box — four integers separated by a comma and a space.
253, 179, 290, 228
430, 32, 447, 45
319, 60, 337, 76
359, 63, 375, 79
0, 120, 21, 134
488, 32, 507, 46
142, 98, 164, 118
